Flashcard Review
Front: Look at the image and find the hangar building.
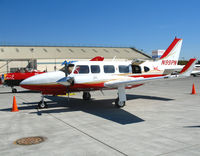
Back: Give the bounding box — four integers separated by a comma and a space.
0, 45, 151, 73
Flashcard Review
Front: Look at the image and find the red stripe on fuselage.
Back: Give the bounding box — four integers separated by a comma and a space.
20, 74, 164, 95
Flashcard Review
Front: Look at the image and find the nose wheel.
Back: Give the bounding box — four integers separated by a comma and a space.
83, 92, 91, 100
38, 101, 48, 109
38, 95, 48, 109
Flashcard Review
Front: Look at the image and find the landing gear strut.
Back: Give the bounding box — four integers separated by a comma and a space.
83, 92, 91, 100
38, 95, 48, 109
115, 86, 126, 108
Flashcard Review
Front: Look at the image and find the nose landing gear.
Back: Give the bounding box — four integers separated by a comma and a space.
38, 95, 48, 109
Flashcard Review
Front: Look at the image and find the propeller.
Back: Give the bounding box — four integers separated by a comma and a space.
57, 60, 77, 86
64, 61, 68, 77
62, 60, 77, 77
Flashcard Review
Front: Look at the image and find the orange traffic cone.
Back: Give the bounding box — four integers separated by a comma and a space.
11, 96, 19, 112
191, 83, 196, 95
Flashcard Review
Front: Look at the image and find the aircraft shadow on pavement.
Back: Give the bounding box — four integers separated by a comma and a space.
0, 90, 40, 94
184, 125, 200, 128
0, 94, 173, 125
37, 96, 145, 125
126, 94, 174, 101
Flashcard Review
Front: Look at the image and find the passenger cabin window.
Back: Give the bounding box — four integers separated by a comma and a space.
104, 65, 115, 73
119, 65, 129, 73
144, 66, 150, 72
74, 65, 89, 74
91, 65, 100, 73
132, 65, 141, 73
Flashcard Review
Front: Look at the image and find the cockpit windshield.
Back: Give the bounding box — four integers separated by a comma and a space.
74, 65, 89, 74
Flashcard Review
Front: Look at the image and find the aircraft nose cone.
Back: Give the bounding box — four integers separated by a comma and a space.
20, 78, 32, 85
20, 71, 66, 89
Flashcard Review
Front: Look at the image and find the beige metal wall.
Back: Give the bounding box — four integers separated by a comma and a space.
0, 61, 29, 73
0, 46, 151, 73
37, 58, 128, 72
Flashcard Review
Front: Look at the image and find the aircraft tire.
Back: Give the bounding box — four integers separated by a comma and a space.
83, 92, 91, 100
38, 101, 48, 109
115, 98, 125, 108
12, 88, 17, 93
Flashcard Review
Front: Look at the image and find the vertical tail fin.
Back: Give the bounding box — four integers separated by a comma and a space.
160, 37, 182, 66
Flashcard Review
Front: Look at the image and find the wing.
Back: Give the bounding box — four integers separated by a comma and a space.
105, 58, 196, 88
104, 75, 173, 88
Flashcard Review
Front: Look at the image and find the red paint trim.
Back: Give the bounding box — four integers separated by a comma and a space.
21, 83, 145, 95
180, 58, 196, 73
160, 38, 182, 59
90, 56, 104, 61
5, 72, 44, 80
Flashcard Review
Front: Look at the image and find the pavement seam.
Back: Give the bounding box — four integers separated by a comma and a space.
150, 132, 189, 145
48, 113, 128, 156
155, 143, 200, 156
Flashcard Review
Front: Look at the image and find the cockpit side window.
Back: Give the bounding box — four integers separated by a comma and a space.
144, 66, 150, 72
132, 65, 141, 73
74, 65, 89, 74
119, 65, 129, 73
104, 65, 115, 73
91, 65, 100, 73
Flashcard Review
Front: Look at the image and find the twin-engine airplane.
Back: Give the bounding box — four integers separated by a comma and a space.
20, 56, 196, 109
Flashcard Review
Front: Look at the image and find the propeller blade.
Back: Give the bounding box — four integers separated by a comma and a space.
57, 77, 74, 86
64, 63, 68, 77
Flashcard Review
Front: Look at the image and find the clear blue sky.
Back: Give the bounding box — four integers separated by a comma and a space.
0, 0, 200, 59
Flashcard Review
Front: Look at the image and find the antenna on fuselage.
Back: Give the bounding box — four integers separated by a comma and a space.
112, 56, 116, 61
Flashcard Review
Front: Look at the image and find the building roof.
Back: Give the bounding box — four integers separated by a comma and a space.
0, 45, 151, 60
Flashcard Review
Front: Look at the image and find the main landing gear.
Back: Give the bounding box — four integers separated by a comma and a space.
38, 95, 48, 109
115, 98, 126, 108
83, 92, 91, 100
115, 86, 126, 108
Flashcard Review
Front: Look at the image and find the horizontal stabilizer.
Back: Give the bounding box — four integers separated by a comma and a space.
179, 58, 197, 76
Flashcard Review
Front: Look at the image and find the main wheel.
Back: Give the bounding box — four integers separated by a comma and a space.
83, 92, 91, 100
12, 88, 17, 93
38, 101, 48, 109
115, 98, 125, 108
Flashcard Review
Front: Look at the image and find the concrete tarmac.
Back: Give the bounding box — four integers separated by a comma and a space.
0, 76, 200, 156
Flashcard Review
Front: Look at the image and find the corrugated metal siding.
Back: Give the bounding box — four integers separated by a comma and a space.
0, 46, 151, 60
